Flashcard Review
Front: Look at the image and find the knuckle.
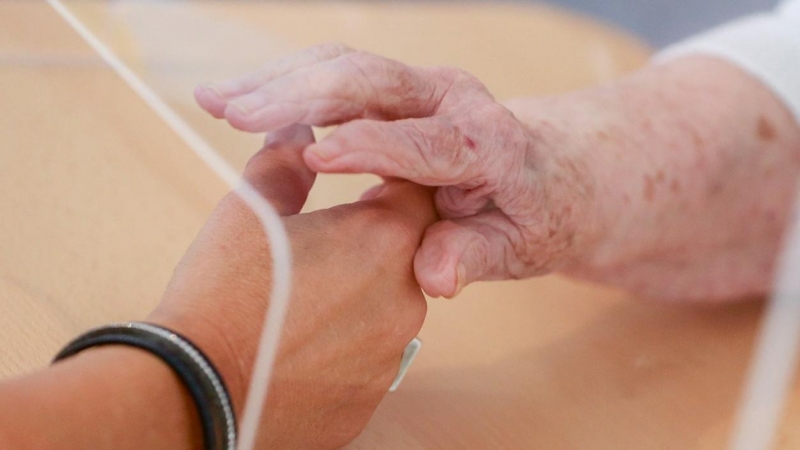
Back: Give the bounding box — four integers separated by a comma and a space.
342, 206, 418, 256
404, 122, 437, 164
349, 51, 408, 79
481, 102, 514, 123
374, 211, 421, 253
476, 103, 529, 157
346, 50, 383, 72
339, 51, 384, 107
416, 118, 472, 179
451, 67, 481, 85
315, 41, 354, 58
433, 187, 461, 217
347, 52, 429, 107
437, 66, 485, 91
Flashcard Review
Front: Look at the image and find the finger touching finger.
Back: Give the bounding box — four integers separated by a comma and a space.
376, 181, 438, 225
303, 117, 479, 185
240, 124, 317, 216
356, 181, 439, 245
413, 210, 524, 298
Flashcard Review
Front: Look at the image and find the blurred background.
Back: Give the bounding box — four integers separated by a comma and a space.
389, 0, 779, 46
3, 1, 797, 448
548, 0, 776, 46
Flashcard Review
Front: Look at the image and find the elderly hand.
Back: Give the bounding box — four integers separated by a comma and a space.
195, 43, 600, 299
149, 125, 436, 448
197, 46, 800, 302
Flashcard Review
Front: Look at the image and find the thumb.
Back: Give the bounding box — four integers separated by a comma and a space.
366, 181, 439, 234
241, 124, 316, 216
413, 210, 521, 298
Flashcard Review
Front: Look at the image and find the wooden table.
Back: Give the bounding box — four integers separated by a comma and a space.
1, 2, 795, 449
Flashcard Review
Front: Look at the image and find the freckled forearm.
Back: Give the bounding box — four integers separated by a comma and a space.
506, 55, 800, 300
598, 57, 800, 252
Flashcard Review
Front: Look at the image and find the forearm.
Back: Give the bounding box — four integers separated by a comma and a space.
598, 55, 800, 280
0, 314, 244, 450
507, 55, 800, 300
0, 346, 200, 450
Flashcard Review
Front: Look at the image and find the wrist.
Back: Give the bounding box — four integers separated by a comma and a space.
147, 309, 249, 415
0, 344, 202, 450
504, 94, 614, 270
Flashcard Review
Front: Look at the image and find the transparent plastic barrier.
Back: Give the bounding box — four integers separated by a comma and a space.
31, 2, 293, 447
7, 2, 793, 450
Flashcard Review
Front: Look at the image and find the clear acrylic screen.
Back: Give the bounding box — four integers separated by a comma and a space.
4, 2, 793, 449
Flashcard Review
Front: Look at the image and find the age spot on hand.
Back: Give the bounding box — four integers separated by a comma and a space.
757, 115, 777, 142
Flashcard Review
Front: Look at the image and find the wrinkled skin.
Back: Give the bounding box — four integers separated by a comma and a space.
151, 125, 437, 449
195, 43, 597, 298
196, 44, 800, 302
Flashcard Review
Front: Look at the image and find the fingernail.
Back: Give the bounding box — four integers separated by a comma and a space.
453, 263, 467, 297
307, 143, 340, 162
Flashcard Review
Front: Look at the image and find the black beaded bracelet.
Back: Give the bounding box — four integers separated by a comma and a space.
53, 322, 237, 450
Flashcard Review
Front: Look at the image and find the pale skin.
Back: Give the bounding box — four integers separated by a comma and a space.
196, 44, 800, 302
0, 126, 437, 449
2, 43, 800, 450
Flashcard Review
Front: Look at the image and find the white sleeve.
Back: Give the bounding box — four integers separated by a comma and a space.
656, 0, 800, 123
